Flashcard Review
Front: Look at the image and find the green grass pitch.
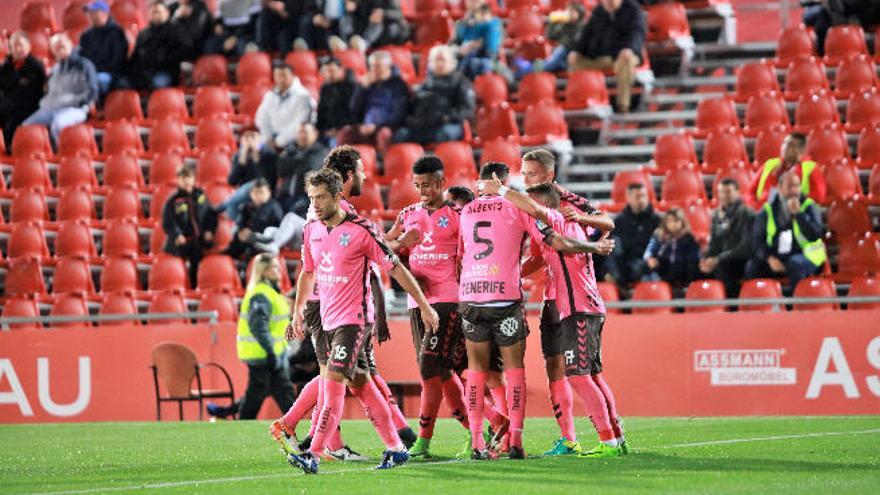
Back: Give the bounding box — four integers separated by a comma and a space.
1, 416, 879, 495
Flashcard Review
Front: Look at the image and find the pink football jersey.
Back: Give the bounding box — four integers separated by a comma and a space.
398, 203, 461, 308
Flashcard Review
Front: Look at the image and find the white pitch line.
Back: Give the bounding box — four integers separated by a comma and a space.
19, 428, 880, 495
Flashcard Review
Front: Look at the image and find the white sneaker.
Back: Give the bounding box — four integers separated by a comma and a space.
325, 445, 369, 461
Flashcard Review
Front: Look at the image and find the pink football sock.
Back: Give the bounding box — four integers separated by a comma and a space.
568, 375, 614, 442
327, 427, 344, 451
465, 370, 487, 451
505, 368, 526, 448
282, 375, 320, 431
418, 377, 444, 440
442, 373, 469, 429
549, 378, 577, 442
489, 384, 508, 416
351, 380, 402, 449
372, 374, 409, 431
309, 379, 346, 456
308, 376, 324, 438
593, 374, 622, 438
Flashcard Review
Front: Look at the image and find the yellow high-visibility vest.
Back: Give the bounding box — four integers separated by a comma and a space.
237, 282, 290, 361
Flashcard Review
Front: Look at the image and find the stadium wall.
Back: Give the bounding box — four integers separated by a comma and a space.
1, 311, 878, 423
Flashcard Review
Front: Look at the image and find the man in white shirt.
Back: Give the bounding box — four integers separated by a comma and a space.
255, 62, 314, 150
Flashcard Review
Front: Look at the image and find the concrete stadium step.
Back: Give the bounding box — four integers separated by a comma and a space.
572, 144, 655, 159
566, 162, 647, 176
610, 109, 697, 124
653, 74, 737, 89
645, 91, 723, 106
601, 126, 684, 141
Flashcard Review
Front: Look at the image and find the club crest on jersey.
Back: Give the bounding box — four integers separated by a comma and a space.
339, 233, 351, 247
500, 317, 519, 337
438, 216, 449, 228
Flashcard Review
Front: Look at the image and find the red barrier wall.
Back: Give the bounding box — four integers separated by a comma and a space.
1, 310, 878, 423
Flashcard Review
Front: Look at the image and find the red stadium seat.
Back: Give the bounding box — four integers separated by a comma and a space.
646, 1, 691, 42
480, 138, 521, 173
100, 257, 140, 293
661, 165, 705, 205
783, 57, 829, 102
102, 186, 142, 220
103, 152, 145, 189
149, 224, 166, 255
513, 72, 556, 112
793, 277, 838, 310
734, 61, 780, 103
347, 144, 377, 180
683, 201, 712, 244
596, 282, 620, 315
20, 2, 57, 32
197, 254, 242, 293
805, 126, 851, 166
5, 257, 46, 296
848, 276, 880, 310
522, 101, 568, 146
871, 164, 880, 203
150, 185, 178, 219
147, 290, 188, 324
148, 119, 191, 155
824, 160, 862, 203
653, 132, 697, 173
198, 290, 238, 322
1, 296, 41, 329
147, 88, 189, 122
49, 293, 90, 327
823, 25, 868, 67
195, 117, 236, 153
753, 126, 789, 167
833, 55, 877, 99
192, 54, 229, 86
701, 128, 748, 173
9, 189, 49, 223
237, 83, 272, 123
26, 29, 50, 62
12, 124, 52, 159
826, 197, 871, 239
192, 86, 235, 121
57, 124, 99, 159
562, 70, 610, 111
845, 90, 880, 134
52, 256, 95, 295
99, 291, 139, 326
685, 279, 726, 313
386, 179, 420, 217
8, 222, 50, 260
148, 254, 189, 292
473, 72, 509, 108
333, 48, 367, 77
196, 151, 232, 185
101, 120, 144, 156
414, 10, 453, 49
856, 125, 880, 170
55, 220, 97, 258
506, 6, 544, 42
837, 234, 880, 278
694, 97, 738, 138
285, 50, 318, 83
204, 183, 233, 207
111, 0, 144, 30
382, 46, 417, 85
102, 218, 141, 258
435, 141, 478, 180
610, 168, 655, 209
236, 51, 272, 87
348, 179, 384, 215
775, 25, 815, 68
631, 281, 673, 314
475, 102, 520, 145
102, 89, 144, 123
739, 278, 783, 312
381, 143, 423, 185
743, 92, 789, 137
56, 187, 95, 222
10, 156, 52, 191
712, 163, 754, 201
793, 91, 840, 133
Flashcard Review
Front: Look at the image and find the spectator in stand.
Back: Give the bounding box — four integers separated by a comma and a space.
0, 32, 46, 149
339, 0, 410, 50
445, 185, 475, 207
22, 33, 97, 144
162, 165, 217, 287
277, 122, 328, 215
603, 182, 661, 288
170, 0, 214, 61
78, 1, 128, 96
451, 1, 503, 79
298, 0, 346, 51
642, 208, 701, 290
315, 57, 358, 145
513, 2, 587, 76
128, 1, 191, 89
255, 62, 314, 150
257, 0, 309, 56
204, 18, 246, 57
338, 50, 408, 153
215, 125, 278, 224
226, 178, 285, 259
750, 131, 826, 206
394, 44, 475, 144
205, 0, 260, 55
746, 171, 827, 290
804, 1, 880, 56
700, 178, 755, 298
568, 0, 646, 113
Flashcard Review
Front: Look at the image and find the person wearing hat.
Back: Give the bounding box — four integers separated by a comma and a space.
79, 0, 128, 96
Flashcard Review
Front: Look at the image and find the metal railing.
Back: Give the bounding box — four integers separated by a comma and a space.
0, 311, 220, 330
